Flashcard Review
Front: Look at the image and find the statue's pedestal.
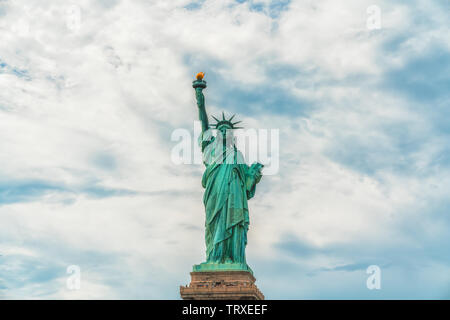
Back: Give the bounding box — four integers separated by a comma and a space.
180, 270, 264, 300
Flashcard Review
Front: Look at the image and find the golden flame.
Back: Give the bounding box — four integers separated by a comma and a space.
196, 72, 205, 80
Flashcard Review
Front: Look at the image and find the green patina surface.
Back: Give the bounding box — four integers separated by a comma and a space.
193, 262, 253, 274
192, 77, 263, 274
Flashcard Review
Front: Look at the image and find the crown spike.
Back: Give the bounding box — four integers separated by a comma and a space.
211, 113, 244, 129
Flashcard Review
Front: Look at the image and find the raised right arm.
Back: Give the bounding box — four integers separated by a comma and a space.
193, 79, 209, 133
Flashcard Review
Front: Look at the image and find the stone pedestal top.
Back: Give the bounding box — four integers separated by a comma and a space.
180, 270, 264, 300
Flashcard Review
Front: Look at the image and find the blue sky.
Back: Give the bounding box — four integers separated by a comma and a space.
0, 0, 449, 299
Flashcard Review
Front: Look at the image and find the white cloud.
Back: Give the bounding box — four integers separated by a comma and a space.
0, 0, 449, 299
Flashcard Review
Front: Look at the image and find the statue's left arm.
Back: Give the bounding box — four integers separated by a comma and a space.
243, 161, 264, 200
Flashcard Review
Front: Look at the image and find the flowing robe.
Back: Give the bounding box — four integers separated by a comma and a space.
199, 130, 259, 264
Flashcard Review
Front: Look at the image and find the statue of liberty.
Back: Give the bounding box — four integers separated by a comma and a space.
192, 72, 263, 273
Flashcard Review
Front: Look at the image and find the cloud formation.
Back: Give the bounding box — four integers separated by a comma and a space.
0, 0, 449, 299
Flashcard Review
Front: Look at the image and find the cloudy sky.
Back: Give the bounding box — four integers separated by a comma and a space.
0, 0, 449, 299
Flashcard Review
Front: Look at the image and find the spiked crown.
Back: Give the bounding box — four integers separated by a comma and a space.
210, 112, 243, 129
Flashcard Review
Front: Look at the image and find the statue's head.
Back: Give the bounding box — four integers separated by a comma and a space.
211, 112, 242, 146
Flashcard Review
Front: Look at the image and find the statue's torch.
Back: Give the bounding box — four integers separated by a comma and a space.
193, 72, 207, 89
193, 72, 209, 132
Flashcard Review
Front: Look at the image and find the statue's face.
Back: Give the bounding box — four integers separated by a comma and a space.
217, 125, 233, 145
